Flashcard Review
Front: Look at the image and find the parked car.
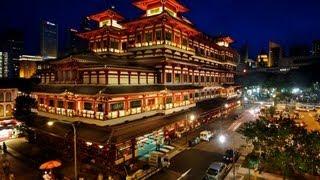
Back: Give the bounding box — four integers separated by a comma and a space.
200, 131, 213, 141
205, 162, 227, 180
223, 149, 240, 163
188, 137, 200, 147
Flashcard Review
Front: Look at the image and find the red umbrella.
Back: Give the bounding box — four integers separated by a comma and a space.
39, 160, 62, 170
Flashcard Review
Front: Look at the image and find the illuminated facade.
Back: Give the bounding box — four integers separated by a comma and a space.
18, 55, 43, 78
257, 54, 270, 67
41, 20, 58, 59
0, 88, 16, 120
0, 52, 9, 78
31, 0, 239, 165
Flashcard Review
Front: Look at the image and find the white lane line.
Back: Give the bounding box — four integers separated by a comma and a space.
177, 168, 192, 180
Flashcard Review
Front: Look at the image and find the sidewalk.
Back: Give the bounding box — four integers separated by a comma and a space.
5, 137, 98, 179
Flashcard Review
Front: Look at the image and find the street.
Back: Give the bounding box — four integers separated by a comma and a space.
150, 105, 258, 180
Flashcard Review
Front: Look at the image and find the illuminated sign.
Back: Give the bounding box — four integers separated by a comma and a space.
46, 21, 56, 26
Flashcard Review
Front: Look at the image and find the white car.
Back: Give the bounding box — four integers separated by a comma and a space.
205, 162, 227, 180
200, 131, 213, 141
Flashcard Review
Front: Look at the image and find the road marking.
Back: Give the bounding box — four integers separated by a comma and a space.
177, 168, 192, 180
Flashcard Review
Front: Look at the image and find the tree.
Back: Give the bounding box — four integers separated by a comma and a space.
239, 118, 320, 177
14, 95, 37, 126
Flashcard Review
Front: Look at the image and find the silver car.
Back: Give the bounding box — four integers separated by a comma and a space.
205, 162, 227, 180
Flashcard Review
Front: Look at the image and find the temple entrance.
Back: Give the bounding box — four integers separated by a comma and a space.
136, 129, 165, 159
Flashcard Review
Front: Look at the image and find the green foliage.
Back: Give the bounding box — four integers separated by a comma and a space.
14, 95, 37, 126
239, 118, 320, 177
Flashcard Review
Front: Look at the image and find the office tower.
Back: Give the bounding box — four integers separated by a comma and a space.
41, 20, 58, 59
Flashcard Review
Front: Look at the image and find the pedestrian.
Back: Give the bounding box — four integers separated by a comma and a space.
2, 142, 7, 154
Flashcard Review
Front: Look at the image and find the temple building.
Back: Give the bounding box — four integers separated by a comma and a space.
31, 0, 240, 166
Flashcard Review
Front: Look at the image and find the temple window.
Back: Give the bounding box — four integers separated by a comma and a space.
145, 31, 153, 43
122, 42, 127, 51
0, 105, 3, 117
98, 71, 106, 84
165, 97, 173, 109
182, 74, 187, 83
146, 98, 156, 111
67, 102, 75, 117
165, 31, 172, 41
120, 72, 129, 85
83, 102, 94, 118
5, 105, 12, 117
147, 7, 163, 16
130, 72, 139, 84
130, 100, 142, 114
206, 76, 210, 83
182, 38, 188, 47
166, 73, 172, 83
5, 92, 11, 102
194, 75, 199, 83
108, 71, 118, 85
91, 72, 98, 84
97, 104, 104, 112
57, 100, 65, 115
175, 73, 181, 83
84, 102, 93, 110
39, 98, 44, 104
83, 72, 90, 84
140, 73, 147, 84
156, 30, 162, 41
67, 102, 74, 109
57, 101, 64, 108
147, 73, 154, 84
136, 33, 142, 43
49, 100, 54, 107
0, 93, 4, 102
189, 74, 193, 83
174, 35, 181, 45
109, 102, 125, 119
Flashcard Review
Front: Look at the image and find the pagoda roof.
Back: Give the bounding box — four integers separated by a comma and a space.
124, 12, 198, 36
77, 26, 125, 39
133, 0, 189, 13
51, 53, 156, 71
89, 9, 125, 22
33, 84, 203, 96
215, 36, 235, 44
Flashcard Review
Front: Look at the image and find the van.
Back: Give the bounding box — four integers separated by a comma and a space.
200, 131, 213, 142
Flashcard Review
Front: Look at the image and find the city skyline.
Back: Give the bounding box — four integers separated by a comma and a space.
1, 0, 320, 57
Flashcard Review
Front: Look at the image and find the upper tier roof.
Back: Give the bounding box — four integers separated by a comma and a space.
89, 9, 125, 22
133, 0, 189, 13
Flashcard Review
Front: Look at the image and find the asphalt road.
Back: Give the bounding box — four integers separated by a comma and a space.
149, 105, 258, 180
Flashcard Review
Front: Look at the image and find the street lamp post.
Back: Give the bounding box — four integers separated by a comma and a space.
185, 114, 195, 145
48, 121, 78, 180
218, 134, 236, 180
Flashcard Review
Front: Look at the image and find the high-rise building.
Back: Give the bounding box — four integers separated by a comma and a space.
0, 52, 8, 78
41, 20, 58, 60
312, 40, 320, 56
65, 28, 88, 55
0, 29, 24, 78
269, 41, 282, 67
80, 17, 97, 32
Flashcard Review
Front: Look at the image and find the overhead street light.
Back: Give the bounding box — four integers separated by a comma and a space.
47, 120, 78, 180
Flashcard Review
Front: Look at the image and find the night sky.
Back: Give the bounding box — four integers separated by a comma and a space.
1, 0, 320, 58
